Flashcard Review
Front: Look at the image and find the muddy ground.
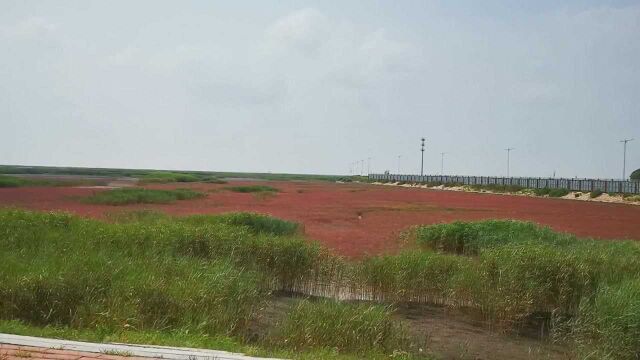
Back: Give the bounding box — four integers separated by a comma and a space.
254, 294, 569, 360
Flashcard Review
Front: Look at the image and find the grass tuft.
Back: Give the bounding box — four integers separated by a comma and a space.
227, 185, 279, 193
623, 194, 640, 202
569, 279, 640, 360
84, 188, 205, 205
533, 188, 570, 197
273, 300, 410, 354
589, 190, 604, 198
140, 172, 201, 183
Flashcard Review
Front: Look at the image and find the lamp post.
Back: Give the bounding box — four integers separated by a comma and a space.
421, 138, 426, 176
505, 148, 514, 177
621, 139, 634, 179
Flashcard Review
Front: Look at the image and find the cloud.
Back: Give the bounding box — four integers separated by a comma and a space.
3, 3, 637, 176
334, 28, 415, 88
103, 8, 416, 110
2, 16, 57, 39
264, 8, 330, 55
189, 72, 287, 107
107, 46, 140, 66
262, 8, 416, 92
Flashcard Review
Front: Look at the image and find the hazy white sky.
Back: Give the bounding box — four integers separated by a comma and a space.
1, 0, 639, 178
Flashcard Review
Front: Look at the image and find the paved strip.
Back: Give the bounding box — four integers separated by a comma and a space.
0, 334, 282, 360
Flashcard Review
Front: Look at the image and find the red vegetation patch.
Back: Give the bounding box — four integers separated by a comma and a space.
1, 181, 640, 257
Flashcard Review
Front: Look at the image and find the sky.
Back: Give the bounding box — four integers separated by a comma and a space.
1, 0, 639, 179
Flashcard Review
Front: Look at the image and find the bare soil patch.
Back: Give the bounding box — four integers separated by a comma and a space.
253, 295, 568, 360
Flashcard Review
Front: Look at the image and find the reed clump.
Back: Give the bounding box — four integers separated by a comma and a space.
2, 209, 404, 358
84, 188, 205, 205
407, 220, 640, 355
272, 299, 411, 354
2, 209, 639, 358
569, 279, 640, 360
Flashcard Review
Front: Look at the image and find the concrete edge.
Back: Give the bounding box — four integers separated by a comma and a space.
0, 333, 282, 360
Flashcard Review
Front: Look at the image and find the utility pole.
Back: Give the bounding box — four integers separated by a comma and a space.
621, 139, 634, 179
505, 148, 514, 177
367, 157, 371, 175
421, 138, 426, 176
440, 152, 446, 175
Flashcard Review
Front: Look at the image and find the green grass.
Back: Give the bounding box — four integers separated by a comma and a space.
202, 177, 227, 184
0, 320, 422, 360
0, 210, 263, 335
533, 187, 570, 197
355, 220, 640, 347
355, 251, 468, 304
408, 220, 640, 353
1, 209, 639, 358
177, 212, 299, 236
415, 220, 578, 255
272, 299, 411, 354
589, 190, 604, 198
227, 185, 279, 193
140, 172, 202, 183
0, 175, 23, 187
570, 279, 640, 360
0, 208, 428, 359
222, 212, 299, 235
0, 175, 102, 188
84, 188, 205, 205
624, 194, 640, 202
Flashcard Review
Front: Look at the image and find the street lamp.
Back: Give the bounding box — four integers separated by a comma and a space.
505, 148, 515, 177
420, 138, 426, 176
621, 139, 634, 180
